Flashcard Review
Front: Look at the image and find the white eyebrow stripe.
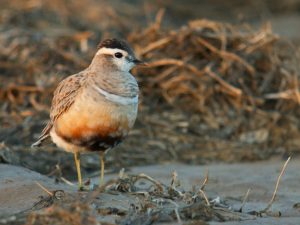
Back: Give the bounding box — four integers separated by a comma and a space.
96, 47, 128, 56
93, 85, 138, 105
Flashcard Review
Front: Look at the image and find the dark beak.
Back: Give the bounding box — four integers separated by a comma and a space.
132, 58, 147, 66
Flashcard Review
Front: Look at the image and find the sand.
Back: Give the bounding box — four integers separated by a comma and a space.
1, 158, 299, 224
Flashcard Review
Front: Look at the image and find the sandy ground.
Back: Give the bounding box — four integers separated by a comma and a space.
127, 160, 300, 224
1, 158, 299, 224
1, 1, 300, 224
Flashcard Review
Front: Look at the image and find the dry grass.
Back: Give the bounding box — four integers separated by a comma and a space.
131, 16, 300, 113
0, 1, 300, 170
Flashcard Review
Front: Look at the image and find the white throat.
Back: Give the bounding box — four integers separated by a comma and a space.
93, 85, 138, 105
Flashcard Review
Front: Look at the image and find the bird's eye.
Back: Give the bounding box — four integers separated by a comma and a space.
114, 52, 123, 58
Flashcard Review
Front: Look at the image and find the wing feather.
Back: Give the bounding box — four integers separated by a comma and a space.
32, 71, 86, 147
50, 72, 85, 121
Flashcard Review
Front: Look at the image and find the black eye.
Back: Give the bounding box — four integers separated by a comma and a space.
114, 52, 123, 58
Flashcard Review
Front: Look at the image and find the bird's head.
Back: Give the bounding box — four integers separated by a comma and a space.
93, 38, 144, 72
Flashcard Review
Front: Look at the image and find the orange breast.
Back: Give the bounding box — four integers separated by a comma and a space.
54, 104, 132, 151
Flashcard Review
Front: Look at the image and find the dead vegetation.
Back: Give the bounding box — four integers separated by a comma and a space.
131, 14, 300, 152
131, 12, 300, 109
0, 1, 299, 223
1, 3, 300, 171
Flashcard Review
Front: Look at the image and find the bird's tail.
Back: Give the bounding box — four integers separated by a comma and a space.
31, 134, 50, 148
31, 121, 52, 148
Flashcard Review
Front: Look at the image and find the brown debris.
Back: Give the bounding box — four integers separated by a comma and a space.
1, 1, 300, 166
130, 18, 299, 113
0, 1, 299, 224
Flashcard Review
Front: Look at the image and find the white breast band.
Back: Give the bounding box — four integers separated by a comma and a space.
93, 85, 138, 105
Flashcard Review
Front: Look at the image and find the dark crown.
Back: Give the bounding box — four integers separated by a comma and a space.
97, 38, 134, 56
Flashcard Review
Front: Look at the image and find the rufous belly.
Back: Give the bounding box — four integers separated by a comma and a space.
51, 99, 137, 153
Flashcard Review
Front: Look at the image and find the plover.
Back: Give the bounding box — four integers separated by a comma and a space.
32, 38, 144, 190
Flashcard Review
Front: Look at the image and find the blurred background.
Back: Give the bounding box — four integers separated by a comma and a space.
0, 0, 300, 179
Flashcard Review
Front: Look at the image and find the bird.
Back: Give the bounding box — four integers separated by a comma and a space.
32, 38, 144, 190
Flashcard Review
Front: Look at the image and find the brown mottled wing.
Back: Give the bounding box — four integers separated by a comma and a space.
50, 72, 85, 121
32, 72, 86, 147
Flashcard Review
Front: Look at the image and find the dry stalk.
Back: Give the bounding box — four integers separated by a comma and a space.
46, 164, 62, 177
197, 36, 255, 75
29, 94, 49, 111
60, 177, 75, 186
140, 37, 172, 56
205, 66, 242, 97
147, 58, 185, 67
7, 85, 43, 92
119, 168, 125, 179
163, 199, 182, 225
155, 198, 182, 225
169, 171, 185, 198
199, 170, 210, 206
259, 156, 291, 214
192, 170, 210, 206
292, 75, 300, 104
35, 181, 53, 196
154, 65, 178, 82
134, 173, 164, 192
239, 188, 251, 212
171, 171, 178, 188
154, 8, 165, 29
200, 170, 209, 191
199, 189, 210, 206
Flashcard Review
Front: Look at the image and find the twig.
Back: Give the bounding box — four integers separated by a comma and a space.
140, 37, 172, 56
205, 66, 242, 97
153, 66, 178, 83
46, 164, 62, 177
239, 188, 251, 212
60, 177, 75, 186
119, 168, 125, 179
29, 93, 49, 111
147, 58, 185, 67
259, 156, 291, 213
45, 164, 74, 186
199, 189, 210, 206
168, 199, 182, 224
197, 36, 255, 75
7, 85, 43, 92
169, 171, 185, 198
171, 171, 178, 188
135, 173, 164, 192
35, 181, 53, 196
164, 199, 182, 225
154, 8, 165, 29
200, 169, 209, 190
193, 170, 210, 206
264, 71, 300, 104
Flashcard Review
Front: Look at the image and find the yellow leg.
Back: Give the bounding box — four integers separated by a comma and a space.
74, 152, 83, 190
100, 152, 105, 186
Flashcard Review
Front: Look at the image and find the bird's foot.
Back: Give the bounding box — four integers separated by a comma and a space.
78, 185, 91, 192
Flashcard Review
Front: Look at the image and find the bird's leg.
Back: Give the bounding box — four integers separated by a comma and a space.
99, 152, 105, 186
74, 152, 83, 190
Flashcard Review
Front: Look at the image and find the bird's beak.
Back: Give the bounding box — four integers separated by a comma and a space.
132, 58, 147, 66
